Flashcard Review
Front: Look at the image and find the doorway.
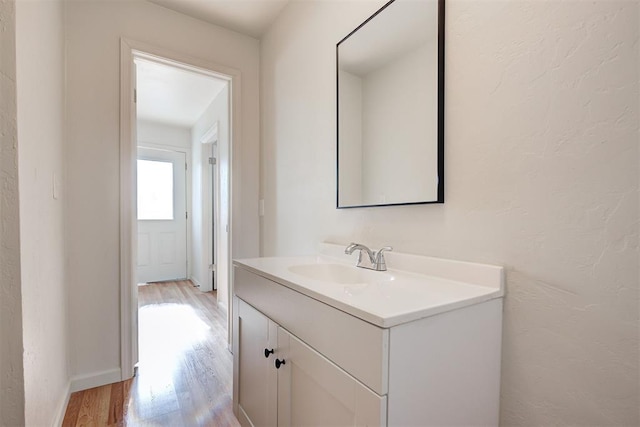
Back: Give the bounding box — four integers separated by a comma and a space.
120, 39, 239, 380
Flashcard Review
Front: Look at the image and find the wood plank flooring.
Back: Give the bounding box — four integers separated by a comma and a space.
62, 280, 240, 427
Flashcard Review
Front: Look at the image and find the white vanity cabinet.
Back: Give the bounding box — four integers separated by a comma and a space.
233, 249, 504, 427
235, 298, 386, 427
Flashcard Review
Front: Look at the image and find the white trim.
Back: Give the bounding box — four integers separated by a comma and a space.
120, 39, 137, 381
69, 368, 122, 393
137, 140, 192, 153
53, 382, 71, 427
200, 121, 219, 145
218, 299, 228, 314
201, 121, 219, 294
226, 79, 236, 347
207, 143, 217, 293
120, 38, 239, 381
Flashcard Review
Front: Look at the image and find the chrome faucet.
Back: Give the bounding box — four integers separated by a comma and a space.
345, 242, 393, 271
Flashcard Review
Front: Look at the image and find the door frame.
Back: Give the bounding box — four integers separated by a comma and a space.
120, 38, 240, 380
200, 122, 219, 293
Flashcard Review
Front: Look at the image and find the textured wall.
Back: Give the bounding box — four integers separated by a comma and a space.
15, 0, 69, 424
261, 0, 639, 424
0, 0, 25, 425
65, 0, 259, 382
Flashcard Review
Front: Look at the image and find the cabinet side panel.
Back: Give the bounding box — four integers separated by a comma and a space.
388, 299, 503, 426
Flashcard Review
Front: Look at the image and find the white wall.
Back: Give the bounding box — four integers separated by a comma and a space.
190, 85, 231, 311
15, 0, 69, 425
65, 0, 259, 385
337, 70, 363, 206
0, 0, 26, 425
261, 0, 639, 424
137, 119, 191, 149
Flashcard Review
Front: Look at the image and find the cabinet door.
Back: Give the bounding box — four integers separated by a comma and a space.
237, 299, 278, 427
276, 327, 386, 427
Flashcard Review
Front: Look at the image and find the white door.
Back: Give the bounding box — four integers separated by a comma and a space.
137, 147, 187, 283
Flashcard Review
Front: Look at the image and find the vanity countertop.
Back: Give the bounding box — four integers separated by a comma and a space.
234, 244, 504, 328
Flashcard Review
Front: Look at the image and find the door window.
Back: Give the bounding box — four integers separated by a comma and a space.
137, 159, 174, 220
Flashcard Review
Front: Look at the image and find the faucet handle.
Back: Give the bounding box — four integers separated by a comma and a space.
376, 246, 393, 259
374, 246, 393, 270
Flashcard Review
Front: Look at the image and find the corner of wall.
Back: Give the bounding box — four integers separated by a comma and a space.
52, 381, 71, 427
0, 0, 26, 425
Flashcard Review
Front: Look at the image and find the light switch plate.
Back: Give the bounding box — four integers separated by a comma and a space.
53, 173, 61, 200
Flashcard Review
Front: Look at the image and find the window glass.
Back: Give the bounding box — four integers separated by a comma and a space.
137, 159, 174, 220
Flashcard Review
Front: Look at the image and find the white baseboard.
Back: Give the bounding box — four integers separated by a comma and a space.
53, 381, 71, 427
69, 368, 122, 393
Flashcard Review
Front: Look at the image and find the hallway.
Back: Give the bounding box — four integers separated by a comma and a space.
62, 281, 238, 426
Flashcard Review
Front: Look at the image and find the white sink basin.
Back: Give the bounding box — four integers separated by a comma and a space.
233, 244, 504, 327
288, 263, 392, 285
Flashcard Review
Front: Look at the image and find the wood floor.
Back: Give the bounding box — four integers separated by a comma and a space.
62, 280, 240, 427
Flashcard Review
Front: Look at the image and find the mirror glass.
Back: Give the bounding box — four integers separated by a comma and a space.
337, 0, 443, 208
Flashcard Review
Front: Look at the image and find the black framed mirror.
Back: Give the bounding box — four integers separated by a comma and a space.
337, 0, 444, 208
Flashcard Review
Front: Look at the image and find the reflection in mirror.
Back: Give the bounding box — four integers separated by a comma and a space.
337, 0, 443, 208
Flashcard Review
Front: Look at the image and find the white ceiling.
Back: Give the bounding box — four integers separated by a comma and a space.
135, 58, 228, 128
339, 0, 438, 76
147, 0, 289, 38
137, 0, 291, 127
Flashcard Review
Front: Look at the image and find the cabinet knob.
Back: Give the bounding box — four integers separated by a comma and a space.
275, 358, 286, 369
264, 348, 274, 358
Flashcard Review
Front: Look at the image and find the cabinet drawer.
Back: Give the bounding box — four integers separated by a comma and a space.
235, 266, 389, 395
